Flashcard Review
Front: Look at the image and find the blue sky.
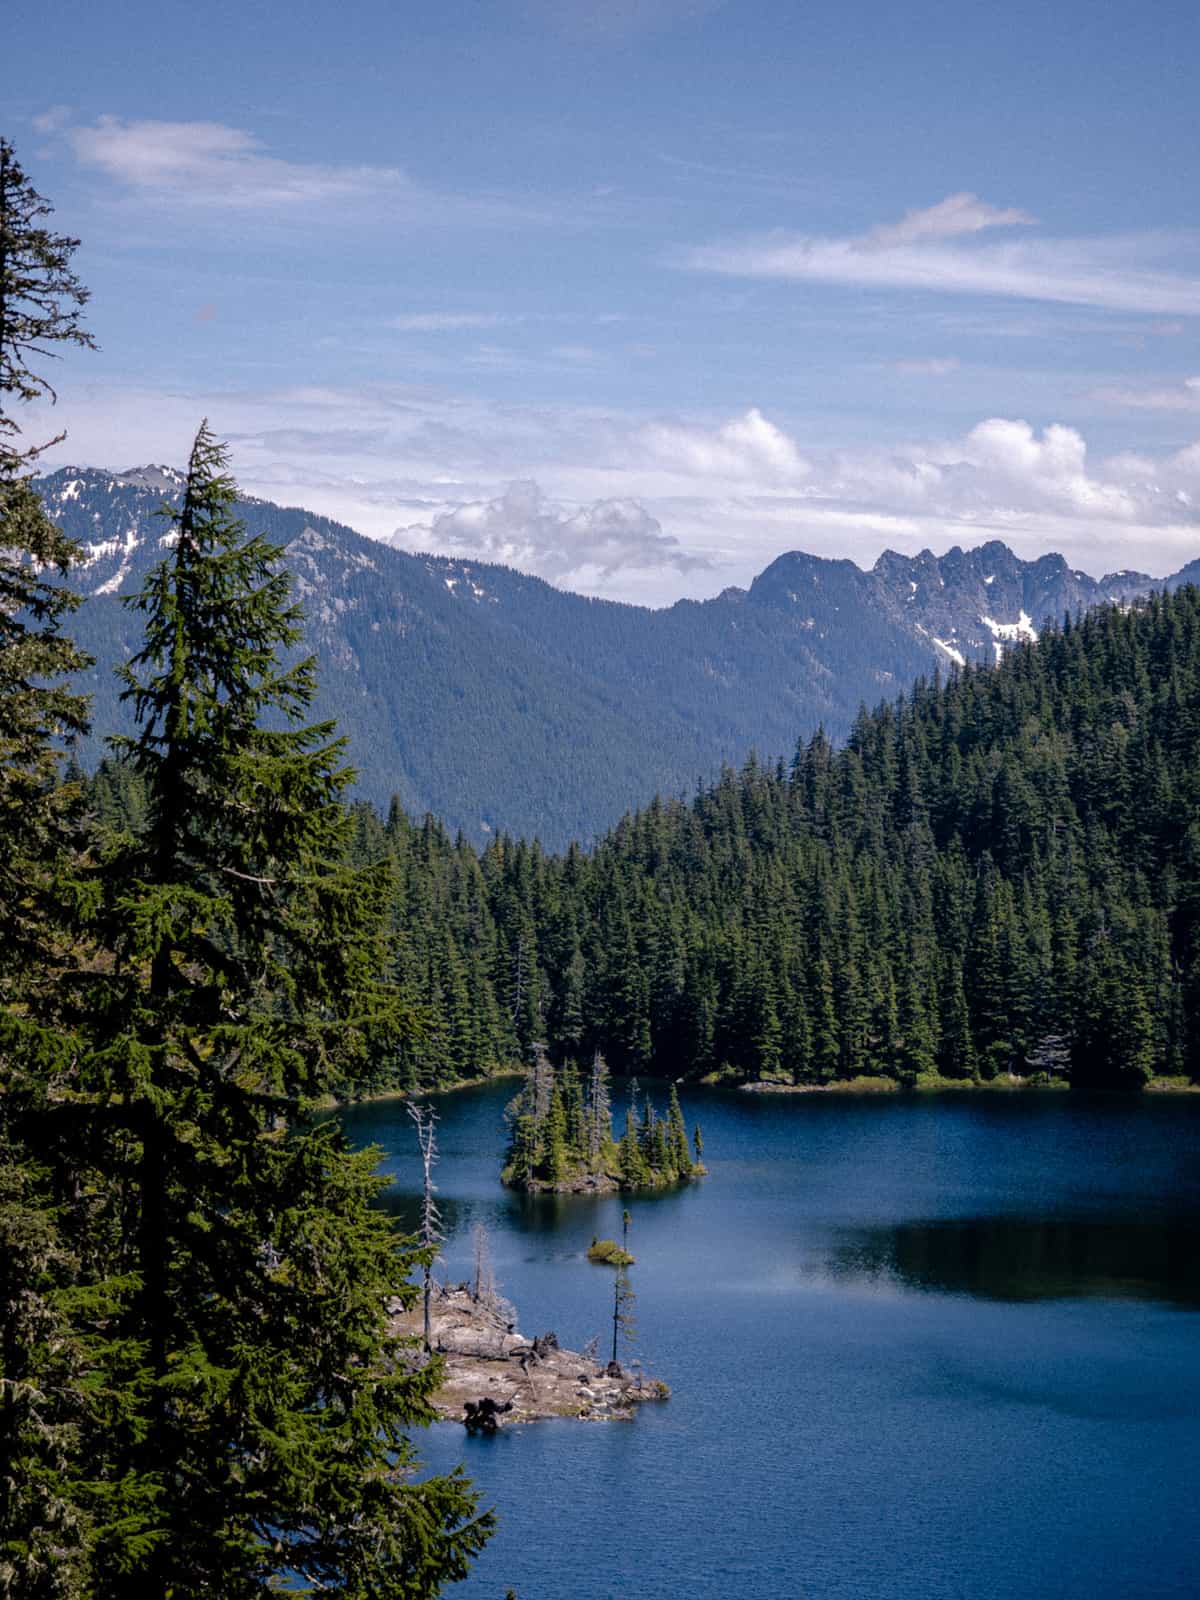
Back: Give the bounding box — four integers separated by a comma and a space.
10, 0, 1200, 601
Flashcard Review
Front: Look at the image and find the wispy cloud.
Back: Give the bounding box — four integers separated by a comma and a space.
866, 193, 1035, 249
391, 312, 515, 332
891, 356, 961, 376
55, 114, 530, 226
683, 194, 1200, 316
32, 105, 73, 134
66, 116, 416, 209
1094, 377, 1200, 412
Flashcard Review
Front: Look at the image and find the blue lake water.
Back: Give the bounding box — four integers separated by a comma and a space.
335, 1085, 1200, 1600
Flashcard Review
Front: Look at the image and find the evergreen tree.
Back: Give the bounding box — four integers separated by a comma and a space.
610, 1263, 636, 1371
0, 139, 95, 425
75, 426, 492, 1597
666, 1085, 692, 1176
0, 134, 94, 990
0, 137, 103, 1600
617, 1107, 648, 1188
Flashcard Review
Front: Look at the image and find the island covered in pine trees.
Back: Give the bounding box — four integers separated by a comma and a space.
501, 1048, 705, 1192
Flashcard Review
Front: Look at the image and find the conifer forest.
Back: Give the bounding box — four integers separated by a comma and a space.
100, 584, 1197, 1102
89, 580, 1200, 1100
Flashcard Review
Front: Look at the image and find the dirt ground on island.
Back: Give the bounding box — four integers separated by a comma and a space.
388, 1282, 667, 1425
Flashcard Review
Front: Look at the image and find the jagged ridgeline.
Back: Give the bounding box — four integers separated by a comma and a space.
44, 464, 1200, 852
501, 1049, 704, 1192
88, 587, 1200, 1093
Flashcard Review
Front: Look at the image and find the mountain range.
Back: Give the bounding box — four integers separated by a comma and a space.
37, 464, 1200, 849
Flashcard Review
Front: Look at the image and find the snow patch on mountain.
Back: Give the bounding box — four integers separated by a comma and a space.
933, 637, 966, 668
981, 609, 1038, 643
980, 609, 1037, 662
90, 526, 141, 596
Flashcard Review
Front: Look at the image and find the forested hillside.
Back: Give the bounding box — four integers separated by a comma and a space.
91, 586, 1200, 1094
45, 465, 1197, 849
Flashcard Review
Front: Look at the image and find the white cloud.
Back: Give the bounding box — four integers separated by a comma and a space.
393, 479, 706, 584
65, 117, 417, 210
642, 407, 808, 481
56, 115, 528, 226
866, 193, 1034, 249
31, 379, 1200, 603
684, 195, 1200, 315
952, 418, 1137, 517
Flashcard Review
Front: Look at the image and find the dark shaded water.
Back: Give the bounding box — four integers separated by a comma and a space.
336, 1086, 1200, 1599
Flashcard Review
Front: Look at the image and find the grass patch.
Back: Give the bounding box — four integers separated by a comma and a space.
587, 1238, 635, 1266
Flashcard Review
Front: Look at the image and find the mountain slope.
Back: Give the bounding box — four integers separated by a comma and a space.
38, 465, 1197, 847
340, 587, 1200, 1095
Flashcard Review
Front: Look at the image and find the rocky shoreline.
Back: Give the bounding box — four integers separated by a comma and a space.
388, 1283, 668, 1427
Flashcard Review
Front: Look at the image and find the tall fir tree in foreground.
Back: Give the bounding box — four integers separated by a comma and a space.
0, 136, 101, 1600
0, 135, 94, 992
70, 423, 493, 1597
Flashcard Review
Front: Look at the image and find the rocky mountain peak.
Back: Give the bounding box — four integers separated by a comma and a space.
33, 464, 1200, 846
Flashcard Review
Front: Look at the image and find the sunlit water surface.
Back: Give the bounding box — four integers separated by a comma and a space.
334, 1085, 1200, 1600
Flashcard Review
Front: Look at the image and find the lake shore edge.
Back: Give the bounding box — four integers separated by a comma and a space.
389, 1284, 668, 1426
735, 1073, 1199, 1095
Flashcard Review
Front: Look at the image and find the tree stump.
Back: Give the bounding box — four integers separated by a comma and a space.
463, 1397, 513, 1433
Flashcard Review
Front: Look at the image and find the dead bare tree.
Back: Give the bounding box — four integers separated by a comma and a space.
469, 1218, 517, 1338
408, 1102, 443, 1353
472, 1219, 496, 1304
588, 1050, 611, 1158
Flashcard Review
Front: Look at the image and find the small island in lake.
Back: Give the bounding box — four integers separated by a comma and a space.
501, 1048, 705, 1193
587, 1237, 635, 1265
388, 1281, 668, 1427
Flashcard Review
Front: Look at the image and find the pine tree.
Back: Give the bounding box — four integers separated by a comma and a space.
0, 139, 95, 426
617, 1107, 647, 1187
76, 425, 492, 1597
0, 135, 94, 985
666, 1084, 692, 1177
544, 1084, 569, 1184
610, 1262, 636, 1370
0, 138, 105, 1600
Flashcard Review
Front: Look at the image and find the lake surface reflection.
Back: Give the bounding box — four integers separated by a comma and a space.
829, 1214, 1200, 1306
335, 1084, 1200, 1600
